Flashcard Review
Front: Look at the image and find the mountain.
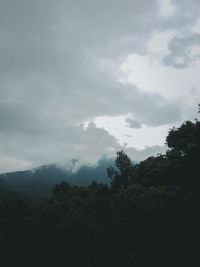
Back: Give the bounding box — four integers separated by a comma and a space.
0, 156, 114, 198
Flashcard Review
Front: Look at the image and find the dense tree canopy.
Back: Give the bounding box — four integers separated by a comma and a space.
166, 120, 200, 155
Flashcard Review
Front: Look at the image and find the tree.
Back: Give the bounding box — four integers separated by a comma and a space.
166, 120, 200, 155
166, 105, 200, 156
107, 150, 135, 191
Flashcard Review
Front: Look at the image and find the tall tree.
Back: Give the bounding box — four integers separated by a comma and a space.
107, 150, 135, 191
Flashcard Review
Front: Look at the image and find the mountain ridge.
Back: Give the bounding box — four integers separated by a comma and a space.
0, 156, 114, 198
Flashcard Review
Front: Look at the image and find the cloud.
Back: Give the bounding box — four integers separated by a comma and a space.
157, 0, 176, 18
126, 145, 167, 162
0, 155, 32, 173
94, 115, 177, 150
192, 17, 200, 34
126, 118, 141, 129
163, 34, 200, 68
0, 0, 199, 171
0, 103, 47, 134
148, 30, 177, 55
120, 52, 200, 106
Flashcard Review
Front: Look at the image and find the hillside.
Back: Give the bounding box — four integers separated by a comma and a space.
0, 157, 114, 198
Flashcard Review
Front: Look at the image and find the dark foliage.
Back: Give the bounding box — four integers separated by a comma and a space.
0, 113, 199, 267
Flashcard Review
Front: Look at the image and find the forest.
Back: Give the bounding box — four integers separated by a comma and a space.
0, 111, 199, 267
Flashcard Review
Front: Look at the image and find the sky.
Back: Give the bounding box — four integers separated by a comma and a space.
0, 0, 200, 172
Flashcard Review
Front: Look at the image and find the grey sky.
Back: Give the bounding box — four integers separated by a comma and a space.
0, 0, 200, 172
163, 33, 200, 68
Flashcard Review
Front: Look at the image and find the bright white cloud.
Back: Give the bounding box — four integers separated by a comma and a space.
120, 53, 200, 103
94, 115, 173, 149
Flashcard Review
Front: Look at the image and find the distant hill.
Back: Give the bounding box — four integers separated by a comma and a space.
0, 157, 114, 198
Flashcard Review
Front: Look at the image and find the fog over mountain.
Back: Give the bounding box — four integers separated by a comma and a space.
0, 156, 116, 198
0, 145, 167, 198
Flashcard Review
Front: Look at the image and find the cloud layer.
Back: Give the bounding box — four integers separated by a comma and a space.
0, 0, 200, 172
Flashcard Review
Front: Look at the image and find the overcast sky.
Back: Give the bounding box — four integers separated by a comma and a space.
0, 0, 200, 172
